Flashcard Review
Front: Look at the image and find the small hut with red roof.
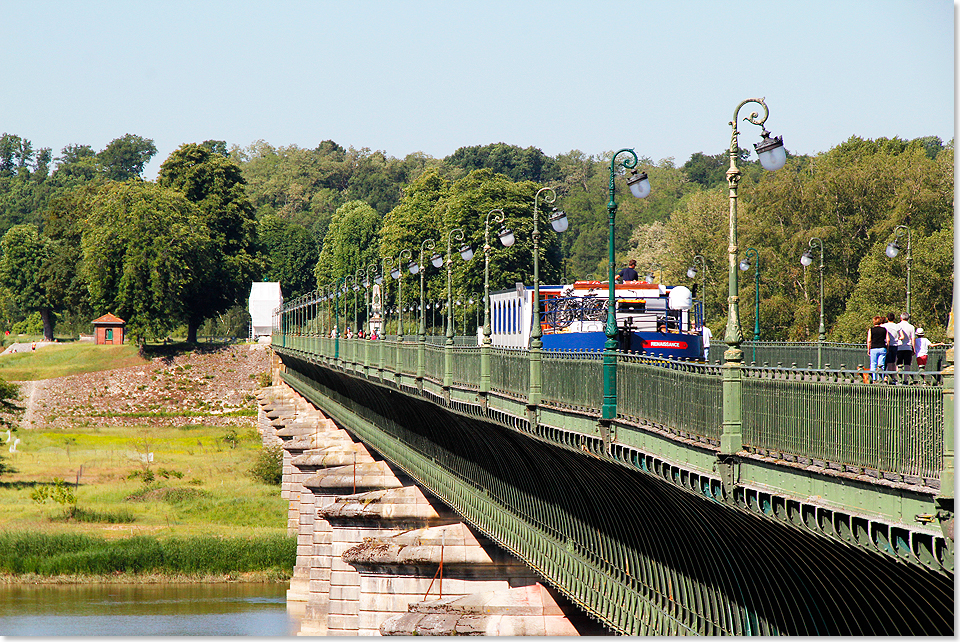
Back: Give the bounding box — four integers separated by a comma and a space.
91, 313, 125, 345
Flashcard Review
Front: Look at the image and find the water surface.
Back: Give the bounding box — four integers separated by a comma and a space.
0, 582, 296, 636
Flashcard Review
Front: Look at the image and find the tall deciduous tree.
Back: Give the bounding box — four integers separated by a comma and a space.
158, 143, 262, 342
313, 200, 382, 288
79, 182, 214, 344
0, 224, 61, 340
258, 214, 319, 298
97, 134, 157, 181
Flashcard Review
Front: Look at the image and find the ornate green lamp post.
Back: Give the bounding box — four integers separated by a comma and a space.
411, 239, 436, 384
442, 229, 473, 345
352, 268, 365, 335
801, 237, 825, 367
364, 262, 378, 335
687, 255, 707, 326
343, 274, 357, 336
720, 98, 786, 466
480, 209, 515, 397
412, 239, 437, 342
602, 150, 651, 421
885, 224, 912, 316
378, 257, 392, 336
439, 229, 472, 389
333, 277, 345, 359
529, 187, 568, 407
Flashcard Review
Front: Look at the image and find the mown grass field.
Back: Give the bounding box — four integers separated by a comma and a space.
0, 422, 287, 538
0, 344, 292, 580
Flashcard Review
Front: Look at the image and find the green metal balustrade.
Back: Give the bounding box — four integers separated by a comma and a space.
541, 350, 604, 413
742, 340, 949, 371
450, 346, 482, 390
742, 365, 943, 482
618, 354, 725, 443
489, 347, 530, 400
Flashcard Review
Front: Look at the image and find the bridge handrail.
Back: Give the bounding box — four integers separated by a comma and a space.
272, 329, 949, 485
740, 364, 944, 483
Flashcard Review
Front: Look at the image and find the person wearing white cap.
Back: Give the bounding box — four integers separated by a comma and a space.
913, 328, 945, 369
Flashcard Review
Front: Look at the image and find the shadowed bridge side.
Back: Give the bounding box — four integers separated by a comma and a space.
274, 345, 954, 635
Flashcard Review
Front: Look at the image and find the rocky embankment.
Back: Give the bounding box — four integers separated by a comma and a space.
17, 344, 272, 430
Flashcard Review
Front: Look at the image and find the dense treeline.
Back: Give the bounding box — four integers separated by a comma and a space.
0, 131, 951, 344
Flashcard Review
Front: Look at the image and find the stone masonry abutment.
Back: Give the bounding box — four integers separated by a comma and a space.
256, 380, 605, 636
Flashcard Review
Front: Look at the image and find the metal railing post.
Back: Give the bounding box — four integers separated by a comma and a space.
935, 309, 954, 547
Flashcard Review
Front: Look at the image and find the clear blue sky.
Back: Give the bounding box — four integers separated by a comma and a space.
2, 0, 954, 180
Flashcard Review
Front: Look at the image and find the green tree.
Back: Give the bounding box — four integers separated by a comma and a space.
313, 200, 382, 288
0, 224, 65, 340
158, 143, 263, 342
78, 182, 214, 344
97, 134, 157, 181
258, 214, 319, 298
444, 143, 561, 183
375, 168, 564, 327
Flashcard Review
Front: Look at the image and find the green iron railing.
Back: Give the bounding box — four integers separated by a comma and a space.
618, 354, 724, 443
741, 365, 943, 481
398, 341, 418, 376
541, 350, 603, 413
489, 347, 530, 400
741, 340, 949, 371
423, 343, 444, 384
273, 326, 948, 484
450, 346, 482, 390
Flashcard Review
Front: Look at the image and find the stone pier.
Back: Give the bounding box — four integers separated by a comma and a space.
257, 382, 604, 636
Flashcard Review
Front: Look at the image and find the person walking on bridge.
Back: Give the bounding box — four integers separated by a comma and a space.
896, 312, 916, 369
867, 315, 888, 382
913, 328, 945, 369
882, 312, 900, 373
701, 324, 712, 362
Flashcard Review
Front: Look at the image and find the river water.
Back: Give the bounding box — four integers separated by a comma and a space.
0, 582, 298, 636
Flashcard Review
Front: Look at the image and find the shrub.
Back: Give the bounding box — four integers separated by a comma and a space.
0, 532, 296, 576
31, 478, 77, 517
56, 507, 136, 524
249, 445, 283, 486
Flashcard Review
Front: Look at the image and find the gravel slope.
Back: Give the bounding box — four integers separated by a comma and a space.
16, 344, 272, 430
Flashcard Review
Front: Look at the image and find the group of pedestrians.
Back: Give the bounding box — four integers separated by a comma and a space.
867, 312, 941, 381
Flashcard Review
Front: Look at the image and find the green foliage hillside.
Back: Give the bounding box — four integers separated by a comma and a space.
0, 132, 951, 344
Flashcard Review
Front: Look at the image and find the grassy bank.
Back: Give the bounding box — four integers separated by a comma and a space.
0, 423, 286, 537
0, 532, 294, 579
0, 345, 290, 581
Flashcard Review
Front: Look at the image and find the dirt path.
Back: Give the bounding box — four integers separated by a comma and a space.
19, 379, 47, 429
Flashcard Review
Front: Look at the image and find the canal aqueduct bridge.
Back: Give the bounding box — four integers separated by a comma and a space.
265, 305, 954, 635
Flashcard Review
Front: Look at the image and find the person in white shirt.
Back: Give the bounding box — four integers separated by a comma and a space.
913, 328, 945, 369
896, 312, 916, 369
881, 312, 900, 372
701, 325, 712, 362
